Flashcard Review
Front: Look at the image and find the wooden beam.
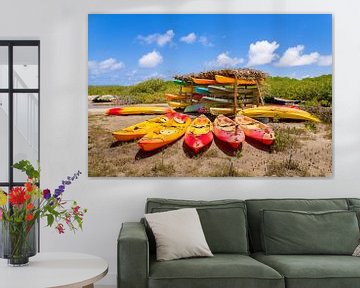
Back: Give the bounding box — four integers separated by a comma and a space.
256, 80, 264, 106
234, 76, 239, 114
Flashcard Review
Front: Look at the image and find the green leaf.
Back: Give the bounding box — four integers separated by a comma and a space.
47, 214, 54, 227
13, 160, 40, 180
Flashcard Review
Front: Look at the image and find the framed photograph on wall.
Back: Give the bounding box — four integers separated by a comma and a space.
88, 14, 332, 177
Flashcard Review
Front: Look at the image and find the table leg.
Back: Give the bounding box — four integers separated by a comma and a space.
82, 284, 94, 288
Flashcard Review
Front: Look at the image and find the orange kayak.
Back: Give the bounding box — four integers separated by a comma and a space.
213, 115, 245, 149
184, 115, 213, 153
165, 93, 187, 101
215, 75, 257, 86
138, 113, 191, 151
234, 114, 275, 145
191, 78, 218, 85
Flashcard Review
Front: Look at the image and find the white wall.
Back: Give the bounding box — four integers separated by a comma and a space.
1, 0, 360, 286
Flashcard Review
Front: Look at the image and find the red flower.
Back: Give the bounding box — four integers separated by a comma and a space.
9, 187, 26, 205
25, 182, 33, 192
24, 193, 31, 201
26, 203, 34, 210
56, 223, 65, 234
26, 214, 33, 221
72, 205, 80, 215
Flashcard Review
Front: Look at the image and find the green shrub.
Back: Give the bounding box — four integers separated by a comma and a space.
263, 75, 332, 107
88, 78, 179, 104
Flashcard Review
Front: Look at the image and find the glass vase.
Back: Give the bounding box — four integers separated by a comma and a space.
0, 220, 37, 266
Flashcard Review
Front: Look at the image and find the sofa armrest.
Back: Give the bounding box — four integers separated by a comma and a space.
118, 222, 149, 288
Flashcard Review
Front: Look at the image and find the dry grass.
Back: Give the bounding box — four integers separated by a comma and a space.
175, 68, 267, 82
265, 158, 309, 177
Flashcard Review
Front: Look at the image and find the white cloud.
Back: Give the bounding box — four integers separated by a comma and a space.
207, 52, 244, 68
276, 45, 319, 67
317, 55, 332, 66
137, 30, 174, 47
247, 40, 280, 66
138, 50, 163, 68
88, 58, 124, 75
180, 32, 197, 44
199, 36, 213, 47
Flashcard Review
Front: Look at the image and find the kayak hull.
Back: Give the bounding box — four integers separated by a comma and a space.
184, 104, 206, 113
195, 87, 210, 95
192, 78, 218, 85
165, 93, 187, 100
112, 113, 175, 142
202, 96, 233, 104
215, 75, 257, 86
240, 106, 321, 122
184, 115, 213, 153
107, 106, 171, 115
235, 115, 275, 145
213, 115, 245, 149
138, 113, 191, 151
168, 101, 189, 109
181, 86, 193, 93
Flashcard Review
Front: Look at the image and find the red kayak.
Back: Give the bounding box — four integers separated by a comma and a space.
106, 106, 171, 115
235, 114, 275, 145
213, 115, 245, 149
184, 115, 213, 153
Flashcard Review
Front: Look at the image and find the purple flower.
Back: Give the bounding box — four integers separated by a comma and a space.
43, 189, 51, 200
54, 189, 63, 199
54, 171, 82, 199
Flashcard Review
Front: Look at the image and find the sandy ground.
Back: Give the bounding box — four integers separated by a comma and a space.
88, 105, 332, 177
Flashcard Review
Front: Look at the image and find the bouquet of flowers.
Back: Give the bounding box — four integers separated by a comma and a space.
0, 160, 87, 265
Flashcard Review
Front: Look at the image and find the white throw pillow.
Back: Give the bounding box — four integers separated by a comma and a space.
145, 208, 213, 261
353, 244, 360, 256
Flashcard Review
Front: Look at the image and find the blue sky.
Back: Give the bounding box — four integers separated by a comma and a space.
88, 14, 332, 85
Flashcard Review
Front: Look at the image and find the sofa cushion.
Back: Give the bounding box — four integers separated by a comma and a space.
347, 198, 360, 207
145, 208, 213, 261
252, 252, 360, 288
348, 205, 360, 228
261, 209, 359, 255
146, 198, 248, 254
149, 254, 284, 288
246, 198, 349, 252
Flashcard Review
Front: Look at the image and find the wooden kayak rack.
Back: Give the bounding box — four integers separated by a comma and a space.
168, 68, 267, 114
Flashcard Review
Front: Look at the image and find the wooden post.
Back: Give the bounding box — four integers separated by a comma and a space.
256, 80, 264, 106
190, 84, 194, 104
234, 76, 239, 114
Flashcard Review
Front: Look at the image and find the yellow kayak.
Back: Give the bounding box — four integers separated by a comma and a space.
168, 101, 189, 109
215, 75, 257, 86
138, 113, 191, 151
112, 114, 175, 142
181, 86, 193, 93
184, 115, 213, 153
240, 106, 321, 122
106, 106, 171, 115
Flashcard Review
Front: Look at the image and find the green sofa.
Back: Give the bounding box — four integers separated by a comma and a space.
118, 198, 360, 288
